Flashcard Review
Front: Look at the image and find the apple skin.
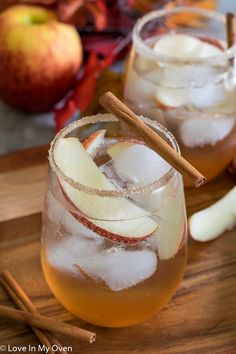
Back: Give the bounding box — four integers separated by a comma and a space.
70, 209, 155, 245
60, 186, 156, 245
0, 5, 82, 111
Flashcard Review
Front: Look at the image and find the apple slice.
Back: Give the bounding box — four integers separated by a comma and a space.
153, 34, 223, 110
156, 220, 186, 260
155, 87, 186, 109
153, 34, 222, 60
106, 140, 186, 259
189, 186, 236, 242
107, 140, 143, 159
54, 137, 158, 243
82, 129, 106, 158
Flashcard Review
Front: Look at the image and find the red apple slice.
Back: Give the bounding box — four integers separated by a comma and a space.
107, 141, 186, 254
189, 186, 236, 242
153, 33, 222, 60
82, 129, 106, 158
155, 219, 186, 260
155, 87, 186, 109
54, 137, 158, 243
153, 34, 223, 110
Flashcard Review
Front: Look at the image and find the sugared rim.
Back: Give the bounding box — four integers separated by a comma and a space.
48, 113, 180, 197
133, 6, 236, 66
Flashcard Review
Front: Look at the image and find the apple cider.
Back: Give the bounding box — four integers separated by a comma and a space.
124, 7, 236, 184
41, 114, 187, 327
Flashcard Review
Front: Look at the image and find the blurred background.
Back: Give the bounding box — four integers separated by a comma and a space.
0, 0, 236, 155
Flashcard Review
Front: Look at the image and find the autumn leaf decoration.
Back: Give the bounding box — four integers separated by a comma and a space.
54, 51, 114, 131
54, 33, 131, 131
165, 0, 217, 28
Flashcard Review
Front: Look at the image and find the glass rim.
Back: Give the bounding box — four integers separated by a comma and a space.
49, 113, 180, 198
133, 6, 236, 66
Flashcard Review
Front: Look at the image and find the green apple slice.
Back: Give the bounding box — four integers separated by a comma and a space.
54, 137, 158, 243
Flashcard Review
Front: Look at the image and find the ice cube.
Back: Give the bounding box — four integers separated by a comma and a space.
47, 191, 102, 241
64, 233, 102, 259
63, 211, 102, 241
45, 233, 102, 276
154, 33, 224, 88
45, 243, 77, 274
107, 144, 171, 187
101, 143, 172, 212
79, 247, 157, 291
180, 117, 235, 147
47, 191, 64, 223
124, 66, 157, 105
189, 83, 228, 110
160, 63, 224, 89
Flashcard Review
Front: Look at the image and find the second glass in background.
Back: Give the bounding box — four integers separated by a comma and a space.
124, 7, 236, 185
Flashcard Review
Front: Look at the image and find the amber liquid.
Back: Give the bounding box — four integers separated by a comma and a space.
41, 245, 186, 327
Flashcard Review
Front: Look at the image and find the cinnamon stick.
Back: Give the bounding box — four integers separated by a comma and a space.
99, 92, 206, 187
226, 12, 235, 66
0, 304, 96, 343
0, 271, 67, 354
226, 12, 235, 49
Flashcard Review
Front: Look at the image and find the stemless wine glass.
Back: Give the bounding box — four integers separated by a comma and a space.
124, 7, 236, 185
41, 113, 187, 327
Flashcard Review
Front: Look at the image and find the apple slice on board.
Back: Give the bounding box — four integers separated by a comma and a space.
54, 137, 158, 243
82, 129, 106, 158
153, 34, 223, 110
189, 186, 236, 242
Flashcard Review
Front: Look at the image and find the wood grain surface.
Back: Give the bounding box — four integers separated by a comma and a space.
0, 145, 235, 354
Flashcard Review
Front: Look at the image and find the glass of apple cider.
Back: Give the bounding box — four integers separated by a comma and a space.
124, 7, 236, 185
41, 113, 187, 327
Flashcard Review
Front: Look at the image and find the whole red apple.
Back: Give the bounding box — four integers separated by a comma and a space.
0, 5, 82, 111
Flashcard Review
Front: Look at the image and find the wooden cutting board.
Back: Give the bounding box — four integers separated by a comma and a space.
0, 145, 235, 354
